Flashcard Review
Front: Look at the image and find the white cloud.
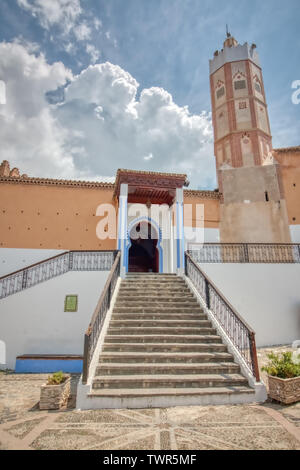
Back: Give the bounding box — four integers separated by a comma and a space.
64, 42, 76, 54
0, 42, 215, 188
0, 41, 77, 178
105, 31, 118, 49
17, 0, 82, 33
0, 81, 6, 105
58, 62, 215, 188
65, 63, 138, 109
94, 18, 102, 31
17, 0, 102, 63
74, 22, 92, 41
86, 44, 100, 64
11, 36, 40, 53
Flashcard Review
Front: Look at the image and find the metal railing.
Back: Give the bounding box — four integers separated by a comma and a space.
188, 243, 300, 264
82, 252, 121, 384
0, 250, 117, 299
185, 252, 260, 381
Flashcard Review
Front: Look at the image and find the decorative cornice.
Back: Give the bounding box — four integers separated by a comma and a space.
0, 175, 221, 199
0, 164, 221, 200
184, 189, 221, 200
273, 146, 300, 154
0, 175, 115, 189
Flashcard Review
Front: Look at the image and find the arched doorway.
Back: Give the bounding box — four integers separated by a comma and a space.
128, 222, 159, 273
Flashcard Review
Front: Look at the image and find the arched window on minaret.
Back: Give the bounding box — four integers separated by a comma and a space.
215, 80, 225, 100
253, 74, 263, 97
232, 70, 247, 92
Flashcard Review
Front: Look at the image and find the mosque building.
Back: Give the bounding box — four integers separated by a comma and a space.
0, 33, 299, 408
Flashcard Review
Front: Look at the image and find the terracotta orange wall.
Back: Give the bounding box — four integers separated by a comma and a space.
0, 183, 117, 250
183, 194, 220, 228
275, 150, 300, 225
0, 182, 221, 250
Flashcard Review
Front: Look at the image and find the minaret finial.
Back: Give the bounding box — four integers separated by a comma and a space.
226, 24, 231, 38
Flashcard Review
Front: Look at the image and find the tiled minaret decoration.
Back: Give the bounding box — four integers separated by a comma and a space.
209, 33, 291, 242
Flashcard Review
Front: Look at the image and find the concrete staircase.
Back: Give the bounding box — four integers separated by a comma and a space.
88, 273, 256, 408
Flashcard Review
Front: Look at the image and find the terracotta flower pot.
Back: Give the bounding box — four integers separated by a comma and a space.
39, 376, 71, 410
268, 375, 300, 404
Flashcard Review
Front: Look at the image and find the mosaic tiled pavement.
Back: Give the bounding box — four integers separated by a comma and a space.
0, 346, 299, 450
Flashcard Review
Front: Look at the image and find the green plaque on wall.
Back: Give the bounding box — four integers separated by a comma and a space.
64, 295, 78, 312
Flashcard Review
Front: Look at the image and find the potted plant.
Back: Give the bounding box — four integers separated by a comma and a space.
39, 371, 71, 410
262, 352, 300, 404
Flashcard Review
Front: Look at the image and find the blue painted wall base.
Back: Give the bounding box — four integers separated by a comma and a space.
15, 359, 83, 374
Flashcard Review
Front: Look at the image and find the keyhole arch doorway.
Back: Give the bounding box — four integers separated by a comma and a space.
126, 217, 163, 273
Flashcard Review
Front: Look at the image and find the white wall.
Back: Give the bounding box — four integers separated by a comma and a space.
185, 228, 220, 247
0, 271, 109, 369
0, 248, 64, 277
199, 263, 300, 347
290, 225, 300, 243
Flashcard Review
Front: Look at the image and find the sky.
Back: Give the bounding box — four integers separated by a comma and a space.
0, 0, 299, 190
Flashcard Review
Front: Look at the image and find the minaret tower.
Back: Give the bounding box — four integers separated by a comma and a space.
209, 31, 291, 242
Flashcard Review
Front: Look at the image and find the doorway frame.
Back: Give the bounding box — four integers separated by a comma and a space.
126, 217, 163, 273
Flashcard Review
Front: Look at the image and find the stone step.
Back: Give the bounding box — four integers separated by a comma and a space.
119, 288, 190, 295
118, 287, 192, 295
102, 342, 228, 353
121, 281, 187, 287
88, 385, 254, 400
113, 306, 203, 314
116, 295, 195, 302
99, 351, 234, 364
114, 301, 200, 309
92, 373, 248, 390
119, 289, 193, 295
120, 285, 187, 291
120, 283, 189, 289
123, 276, 184, 281
104, 334, 222, 344
126, 272, 178, 275
112, 312, 208, 320
109, 320, 212, 328
125, 274, 178, 280
95, 362, 240, 376
107, 327, 217, 336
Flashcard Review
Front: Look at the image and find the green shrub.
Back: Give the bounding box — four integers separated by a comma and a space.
262, 352, 300, 379
47, 371, 67, 385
